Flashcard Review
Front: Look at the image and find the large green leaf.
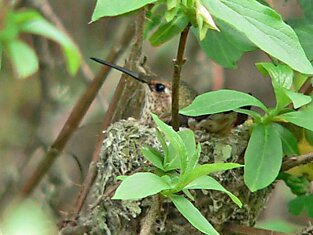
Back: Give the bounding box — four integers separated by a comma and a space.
92, 0, 157, 21
149, 13, 189, 46
272, 123, 299, 156
113, 172, 171, 200
289, 20, 313, 62
194, 19, 256, 68
170, 195, 219, 235
19, 14, 80, 75
244, 123, 283, 191
6, 39, 38, 78
201, 0, 313, 74
278, 107, 313, 132
184, 175, 242, 207
299, 0, 313, 21
180, 89, 267, 116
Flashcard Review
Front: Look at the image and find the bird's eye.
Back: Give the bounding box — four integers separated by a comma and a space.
155, 83, 166, 92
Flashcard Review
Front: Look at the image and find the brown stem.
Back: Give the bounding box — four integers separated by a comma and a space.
281, 152, 313, 171
16, 21, 134, 199
223, 223, 289, 235
69, 10, 145, 218
172, 25, 190, 131
139, 195, 160, 235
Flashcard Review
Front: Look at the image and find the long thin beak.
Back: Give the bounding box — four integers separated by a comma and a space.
90, 57, 148, 84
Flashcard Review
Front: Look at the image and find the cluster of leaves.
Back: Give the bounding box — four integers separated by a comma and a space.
91, 0, 313, 225
0, 7, 80, 78
92, 0, 313, 74
180, 62, 313, 192
113, 113, 242, 235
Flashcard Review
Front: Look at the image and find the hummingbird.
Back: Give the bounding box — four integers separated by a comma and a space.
91, 57, 245, 133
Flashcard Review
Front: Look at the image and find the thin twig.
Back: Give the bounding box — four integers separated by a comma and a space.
16, 22, 134, 199
139, 195, 160, 235
282, 152, 313, 171
69, 9, 145, 218
171, 24, 190, 131
223, 223, 288, 235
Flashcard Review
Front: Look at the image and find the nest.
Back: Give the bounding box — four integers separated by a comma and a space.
75, 119, 273, 235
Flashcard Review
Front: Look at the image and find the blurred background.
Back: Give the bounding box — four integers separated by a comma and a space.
0, 0, 309, 234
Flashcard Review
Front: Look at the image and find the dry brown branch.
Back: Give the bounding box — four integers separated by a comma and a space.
282, 152, 313, 171
223, 223, 288, 235
139, 195, 160, 235
16, 21, 134, 200
69, 9, 146, 218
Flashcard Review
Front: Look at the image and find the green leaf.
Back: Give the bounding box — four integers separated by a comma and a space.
144, 4, 164, 39
180, 89, 267, 116
288, 195, 313, 218
299, 0, 313, 21
164, 142, 181, 171
151, 113, 188, 172
183, 189, 195, 201
271, 79, 291, 110
305, 129, 313, 145
20, 16, 80, 75
0, 12, 19, 42
184, 175, 242, 207
201, 0, 313, 74
293, 72, 309, 92
284, 90, 312, 109
234, 108, 261, 122
155, 128, 168, 159
272, 123, 299, 156
193, 20, 256, 68
256, 63, 293, 89
0, 44, 2, 70
113, 172, 171, 200
278, 107, 313, 132
289, 20, 313, 62
279, 173, 310, 196
178, 129, 196, 158
170, 195, 219, 235
6, 39, 38, 78
92, 0, 157, 20
141, 146, 165, 170
149, 13, 189, 46
167, 0, 177, 10
165, 7, 179, 22
188, 143, 202, 171
116, 175, 128, 181
186, 163, 242, 185
244, 123, 283, 191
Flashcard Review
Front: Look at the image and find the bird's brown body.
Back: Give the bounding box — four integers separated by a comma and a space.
91, 57, 242, 133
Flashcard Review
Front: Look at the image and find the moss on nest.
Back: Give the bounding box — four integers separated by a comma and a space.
77, 118, 272, 234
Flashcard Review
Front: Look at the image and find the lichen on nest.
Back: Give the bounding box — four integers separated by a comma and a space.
78, 118, 272, 234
